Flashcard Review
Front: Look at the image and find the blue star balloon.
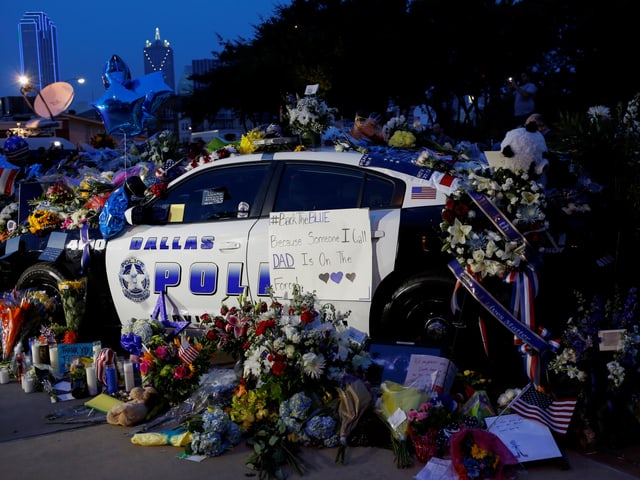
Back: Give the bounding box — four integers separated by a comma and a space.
92, 56, 173, 137
101, 54, 132, 90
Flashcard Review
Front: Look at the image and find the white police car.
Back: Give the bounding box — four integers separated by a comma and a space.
102, 148, 461, 348
4, 148, 463, 351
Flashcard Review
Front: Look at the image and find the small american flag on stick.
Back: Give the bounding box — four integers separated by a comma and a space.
510, 383, 577, 435
178, 336, 199, 365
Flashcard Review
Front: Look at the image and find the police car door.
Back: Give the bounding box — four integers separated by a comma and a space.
105, 162, 271, 327
245, 160, 403, 335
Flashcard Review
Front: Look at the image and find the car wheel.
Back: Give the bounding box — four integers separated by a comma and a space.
15, 262, 68, 340
375, 275, 458, 348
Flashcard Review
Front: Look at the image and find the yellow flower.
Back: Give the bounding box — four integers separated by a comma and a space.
388, 130, 416, 148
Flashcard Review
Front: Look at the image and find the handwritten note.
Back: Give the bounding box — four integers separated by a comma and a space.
57, 343, 94, 374
268, 208, 372, 300
404, 354, 457, 394
485, 414, 562, 462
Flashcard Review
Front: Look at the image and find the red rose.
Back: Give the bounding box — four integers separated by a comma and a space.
442, 209, 455, 224
271, 360, 287, 376
301, 310, 315, 324
454, 203, 469, 216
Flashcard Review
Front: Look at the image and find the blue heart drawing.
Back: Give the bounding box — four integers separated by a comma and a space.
330, 272, 343, 283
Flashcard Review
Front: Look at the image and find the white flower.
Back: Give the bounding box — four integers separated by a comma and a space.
448, 218, 472, 246
302, 352, 326, 379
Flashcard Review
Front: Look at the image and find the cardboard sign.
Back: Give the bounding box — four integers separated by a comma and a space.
268, 208, 372, 301
57, 342, 94, 374
404, 354, 458, 394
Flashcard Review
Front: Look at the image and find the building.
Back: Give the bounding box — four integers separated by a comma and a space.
18, 11, 59, 92
191, 59, 217, 92
143, 28, 175, 91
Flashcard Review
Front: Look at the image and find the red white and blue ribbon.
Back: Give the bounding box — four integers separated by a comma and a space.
448, 259, 556, 389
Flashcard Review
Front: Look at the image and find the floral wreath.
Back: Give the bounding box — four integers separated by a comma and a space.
440, 166, 548, 279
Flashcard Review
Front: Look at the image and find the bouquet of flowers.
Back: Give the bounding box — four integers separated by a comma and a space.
185, 405, 242, 457
139, 330, 217, 406
450, 428, 518, 480
58, 278, 87, 332
440, 166, 547, 279
407, 394, 459, 462
239, 284, 370, 403
287, 94, 336, 136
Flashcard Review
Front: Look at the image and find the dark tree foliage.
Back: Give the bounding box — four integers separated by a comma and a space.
180, 0, 640, 142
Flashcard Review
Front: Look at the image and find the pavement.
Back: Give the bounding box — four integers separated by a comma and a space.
2, 376, 640, 480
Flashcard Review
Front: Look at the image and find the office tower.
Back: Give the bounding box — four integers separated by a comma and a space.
18, 11, 60, 91
143, 28, 175, 91
191, 59, 217, 92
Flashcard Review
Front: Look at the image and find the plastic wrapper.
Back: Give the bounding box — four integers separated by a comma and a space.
449, 427, 518, 480
131, 429, 191, 447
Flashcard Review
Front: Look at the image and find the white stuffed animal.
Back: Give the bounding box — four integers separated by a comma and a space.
498, 122, 549, 176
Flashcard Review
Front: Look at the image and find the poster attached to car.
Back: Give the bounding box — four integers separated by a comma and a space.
268, 208, 372, 301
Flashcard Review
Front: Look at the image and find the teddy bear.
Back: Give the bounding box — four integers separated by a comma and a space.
497, 120, 550, 178
106, 386, 158, 427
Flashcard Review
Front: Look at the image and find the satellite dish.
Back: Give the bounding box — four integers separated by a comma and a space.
33, 81, 75, 119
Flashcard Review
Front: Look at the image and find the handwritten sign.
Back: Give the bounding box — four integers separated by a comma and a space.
404, 354, 457, 394
268, 208, 372, 300
485, 414, 562, 462
57, 343, 94, 374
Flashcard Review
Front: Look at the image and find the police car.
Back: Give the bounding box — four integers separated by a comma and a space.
4, 148, 463, 351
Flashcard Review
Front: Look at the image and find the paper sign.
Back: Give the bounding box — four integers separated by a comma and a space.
598, 329, 625, 351
305, 84, 319, 95
168, 204, 185, 222
485, 414, 562, 462
57, 342, 94, 374
268, 208, 372, 301
404, 354, 457, 394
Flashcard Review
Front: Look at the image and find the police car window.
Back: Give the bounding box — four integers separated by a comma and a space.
362, 175, 396, 209
155, 164, 269, 223
274, 164, 364, 212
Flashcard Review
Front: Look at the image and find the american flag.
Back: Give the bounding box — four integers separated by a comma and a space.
510, 383, 577, 435
411, 185, 437, 199
178, 337, 199, 365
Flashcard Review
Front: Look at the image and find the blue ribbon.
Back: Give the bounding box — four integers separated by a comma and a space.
120, 333, 143, 356
466, 189, 534, 261
448, 259, 551, 353
151, 290, 190, 338
79, 223, 90, 274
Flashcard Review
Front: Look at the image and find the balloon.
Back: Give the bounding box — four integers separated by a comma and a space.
3, 136, 30, 165
102, 54, 132, 90
92, 82, 145, 136
92, 56, 173, 137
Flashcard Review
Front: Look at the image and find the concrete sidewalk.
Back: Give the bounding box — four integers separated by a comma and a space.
1, 378, 638, 479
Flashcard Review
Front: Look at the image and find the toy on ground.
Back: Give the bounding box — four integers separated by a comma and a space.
106, 386, 158, 427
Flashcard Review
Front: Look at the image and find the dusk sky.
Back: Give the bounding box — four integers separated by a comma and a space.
0, 1, 286, 106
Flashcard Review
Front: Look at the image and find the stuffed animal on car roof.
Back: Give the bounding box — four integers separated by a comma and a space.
498, 121, 549, 177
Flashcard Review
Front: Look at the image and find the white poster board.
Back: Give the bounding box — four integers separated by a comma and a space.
404, 354, 457, 394
268, 209, 372, 300
485, 414, 562, 462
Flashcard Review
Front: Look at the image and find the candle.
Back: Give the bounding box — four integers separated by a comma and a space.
86, 366, 98, 396
23, 376, 35, 393
92, 341, 102, 364
49, 345, 59, 378
31, 339, 41, 365
0, 368, 9, 384
123, 362, 135, 391
106, 364, 118, 394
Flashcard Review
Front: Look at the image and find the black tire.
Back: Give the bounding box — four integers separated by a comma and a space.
15, 262, 69, 341
373, 275, 458, 349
